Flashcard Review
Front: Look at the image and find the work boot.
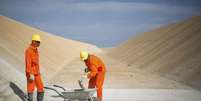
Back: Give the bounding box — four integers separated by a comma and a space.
28, 93, 33, 101
37, 92, 44, 101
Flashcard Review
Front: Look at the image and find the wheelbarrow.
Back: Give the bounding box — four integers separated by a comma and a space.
45, 79, 97, 101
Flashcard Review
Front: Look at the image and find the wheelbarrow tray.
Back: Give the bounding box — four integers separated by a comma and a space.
61, 88, 96, 100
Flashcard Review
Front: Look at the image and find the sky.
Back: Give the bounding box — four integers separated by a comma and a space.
0, 0, 201, 47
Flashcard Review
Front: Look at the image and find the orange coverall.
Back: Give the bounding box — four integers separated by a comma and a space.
25, 45, 44, 93
85, 55, 106, 100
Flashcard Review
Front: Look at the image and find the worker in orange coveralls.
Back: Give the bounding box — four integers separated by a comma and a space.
25, 34, 44, 101
80, 51, 106, 101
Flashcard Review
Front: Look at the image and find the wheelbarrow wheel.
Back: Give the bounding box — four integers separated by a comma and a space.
88, 97, 97, 101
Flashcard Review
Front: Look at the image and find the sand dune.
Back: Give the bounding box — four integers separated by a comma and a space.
0, 16, 134, 100
1, 15, 201, 100
107, 16, 201, 89
0, 15, 102, 77
0, 15, 102, 100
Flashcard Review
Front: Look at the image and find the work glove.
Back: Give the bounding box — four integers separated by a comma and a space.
29, 74, 34, 81
82, 75, 87, 79
81, 72, 89, 80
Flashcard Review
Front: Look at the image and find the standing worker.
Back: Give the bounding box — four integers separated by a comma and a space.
25, 34, 44, 101
80, 51, 106, 101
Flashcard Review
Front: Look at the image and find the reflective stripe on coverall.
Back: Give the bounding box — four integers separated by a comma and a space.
25, 45, 44, 93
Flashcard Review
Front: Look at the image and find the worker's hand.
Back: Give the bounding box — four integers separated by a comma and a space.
29, 74, 34, 81
82, 75, 87, 79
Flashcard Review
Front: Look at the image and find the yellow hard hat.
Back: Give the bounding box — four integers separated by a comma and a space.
32, 34, 41, 42
80, 51, 89, 61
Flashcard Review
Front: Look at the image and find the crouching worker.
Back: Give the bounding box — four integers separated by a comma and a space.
25, 34, 44, 101
80, 51, 106, 101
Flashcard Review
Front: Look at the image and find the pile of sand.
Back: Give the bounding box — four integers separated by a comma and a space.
0, 15, 102, 101
107, 16, 201, 89
1, 15, 201, 100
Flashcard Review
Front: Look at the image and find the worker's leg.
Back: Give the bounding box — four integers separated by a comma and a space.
96, 73, 105, 101
88, 77, 96, 88
35, 74, 44, 92
35, 75, 44, 101
27, 79, 35, 93
26, 74, 35, 101
96, 87, 103, 101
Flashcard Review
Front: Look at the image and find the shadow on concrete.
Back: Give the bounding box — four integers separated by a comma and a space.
9, 82, 28, 101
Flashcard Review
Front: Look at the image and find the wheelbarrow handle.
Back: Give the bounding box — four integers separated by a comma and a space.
53, 84, 66, 91
44, 86, 64, 98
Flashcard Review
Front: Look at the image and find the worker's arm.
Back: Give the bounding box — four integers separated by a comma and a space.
87, 64, 98, 79
25, 50, 34, 74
